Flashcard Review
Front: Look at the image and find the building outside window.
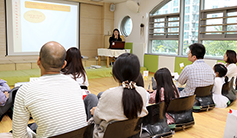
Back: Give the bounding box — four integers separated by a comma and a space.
148, 0, 237, 58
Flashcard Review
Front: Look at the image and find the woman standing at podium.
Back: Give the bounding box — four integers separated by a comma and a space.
109, 29, 122, 49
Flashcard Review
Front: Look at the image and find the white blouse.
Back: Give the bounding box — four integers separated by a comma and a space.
226, 63, 237, 87
64, 73, 89, 87
212, 77, 229, 108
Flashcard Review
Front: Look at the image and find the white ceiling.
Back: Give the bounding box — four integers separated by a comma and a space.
91, 0, 127, 3
102, 0, 127, 3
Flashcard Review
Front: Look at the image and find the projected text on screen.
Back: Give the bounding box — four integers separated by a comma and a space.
7, 0, 79, 55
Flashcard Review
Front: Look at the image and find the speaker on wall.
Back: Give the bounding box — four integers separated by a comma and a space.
110, 3, 115, 12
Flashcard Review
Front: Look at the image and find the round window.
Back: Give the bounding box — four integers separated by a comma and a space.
121, 16, 133, 37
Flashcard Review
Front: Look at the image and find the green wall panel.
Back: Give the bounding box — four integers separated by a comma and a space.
125, 43, 133, 53
175, 57, 192, 74
144, 54, 159, 73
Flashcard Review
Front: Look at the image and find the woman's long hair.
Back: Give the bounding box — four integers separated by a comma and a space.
154, 68, 179, 107
112, 53, 143, 119
112, 28, 121, 39
226, 50, 237, 64
61, 47, 86, 83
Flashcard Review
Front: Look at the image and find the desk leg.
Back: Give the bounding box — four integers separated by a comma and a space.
98, 56, 101, 65
107, 57, 109, 68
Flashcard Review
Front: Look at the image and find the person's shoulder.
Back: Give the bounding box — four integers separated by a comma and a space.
135, 86, 147, 93
215, 77, 223, 84
228, 63, 237, 68
104, 86, 121, 94
182, 64, 192, 72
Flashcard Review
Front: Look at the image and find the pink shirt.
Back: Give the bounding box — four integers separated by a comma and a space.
149, 87, 179, 124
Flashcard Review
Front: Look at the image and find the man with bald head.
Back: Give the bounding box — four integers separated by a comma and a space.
12, 42, 87, 138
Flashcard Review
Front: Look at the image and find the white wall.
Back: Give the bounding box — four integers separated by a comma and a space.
114, 0, 163, 66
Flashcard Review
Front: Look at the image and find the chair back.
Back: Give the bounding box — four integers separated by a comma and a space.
49, 124, 93, 138
167, 95, 195, 113
167, 95, 195, 130
222, 77, 236, 103
11, 86, 21, 105
141, 102, 173, 137
194, 85, 213, 97
193, 85, 215, 112
103, 118, 140, 138
142, 102, 166, 126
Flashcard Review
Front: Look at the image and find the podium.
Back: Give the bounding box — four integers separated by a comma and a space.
97, 48, 131, 68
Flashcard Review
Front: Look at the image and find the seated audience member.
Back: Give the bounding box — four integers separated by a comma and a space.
0, 79, 12, 120
149, 68, 179, 124
61, 47, 89, 89
12, 42, 87, 138
223, 50, 237, 87
212, 64, 229, 108
90, 53, 148, 138
177, 43, 215, 97
60, 47, 98, 120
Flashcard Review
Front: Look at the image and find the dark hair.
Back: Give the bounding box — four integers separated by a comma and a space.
112, 28, 121, 39
135, 73, 144, 87
189, 43, 206, 59
225, 50, 237, 64
40, 43, 66, 72
154, 68, 179, 107
61, 47, 86, 83
214, 64, 227, 77
112, 53, 143, 119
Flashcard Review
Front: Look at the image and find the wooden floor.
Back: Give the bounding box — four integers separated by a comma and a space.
0, 74, 237, 138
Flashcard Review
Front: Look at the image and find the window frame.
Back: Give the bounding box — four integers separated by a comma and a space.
148, 0, 237, 59
120, 16, 133, 37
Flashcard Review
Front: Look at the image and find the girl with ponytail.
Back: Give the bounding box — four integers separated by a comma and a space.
212, 64, 229, 108
92, 53, 148, 138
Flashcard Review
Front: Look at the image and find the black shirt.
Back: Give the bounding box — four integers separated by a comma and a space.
109, 37, 122, 49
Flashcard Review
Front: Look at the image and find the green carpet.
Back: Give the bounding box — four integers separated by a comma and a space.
0, 66, 147, 86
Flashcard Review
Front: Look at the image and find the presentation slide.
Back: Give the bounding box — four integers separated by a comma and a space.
6, 0, 79, 55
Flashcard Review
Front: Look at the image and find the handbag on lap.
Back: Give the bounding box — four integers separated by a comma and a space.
193, 85, 215, 112
141, 102, 173, 138
222, 77, 236, 104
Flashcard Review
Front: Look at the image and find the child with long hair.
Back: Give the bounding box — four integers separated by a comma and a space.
61, 47, 89, 89
212, 64, 229, 108
90, 53, 148, 138
149, 68, 179, 124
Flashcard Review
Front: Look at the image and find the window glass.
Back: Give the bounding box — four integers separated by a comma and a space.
205, 0, 237, 9
152, 0, 179, 15
182, 0, 200, 55
151, 40, 178, 55
204, 41, 237, 57
149, 0, 237, 58
120, 16, 132, 37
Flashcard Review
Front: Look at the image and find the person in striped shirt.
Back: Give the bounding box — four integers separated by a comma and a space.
12, 42, 88, 138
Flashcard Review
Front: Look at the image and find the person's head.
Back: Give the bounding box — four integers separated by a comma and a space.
112, 53, 143, 119
112, 29, 120, 38
213, 64, 227, 77
37, 41, 66, 75
188, 43, 206, 62
61, 47, 86, 82
154, 68, 179, 106
224, 50, 237, 64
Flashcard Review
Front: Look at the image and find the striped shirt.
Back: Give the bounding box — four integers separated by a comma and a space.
178, 59, 215, 97
13, 74, 87, 138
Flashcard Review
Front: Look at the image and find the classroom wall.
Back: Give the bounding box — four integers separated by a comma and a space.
0, 0, 114, 71
144, 54, 222, 74
114, 0, 163, 66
